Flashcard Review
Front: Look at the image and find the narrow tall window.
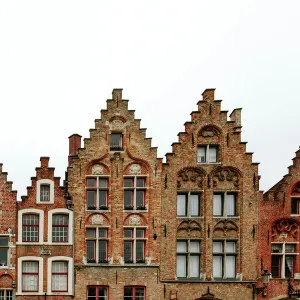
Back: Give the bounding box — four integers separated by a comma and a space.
213, 241, 236, 279
22, 214, 39, 242
271, 243, 296, 278
124, 228, 146, 263
197, 145, 218, 163
86, 228, 108, 263
177, 193, 200, 217
86, 177, 109, 210
213, 193, 237, 217
110, 133, 123, 151
291, 198, 300, 214
124, 177, 146, 210
40, 184, 50, 201
124, 286, 145, 300
176, 240, 201, 278
87, 286, 108, 300
22, 261, 39, 291
51, 261, 68, 292
52, 214, 69, 242
0, 237, 9, 267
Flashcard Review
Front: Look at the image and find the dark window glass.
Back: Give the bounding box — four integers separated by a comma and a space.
271, 255, 281, 278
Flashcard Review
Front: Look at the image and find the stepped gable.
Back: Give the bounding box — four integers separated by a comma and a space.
0, 163, 17, 290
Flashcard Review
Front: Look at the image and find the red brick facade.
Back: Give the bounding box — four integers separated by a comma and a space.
0, 88, 299, 300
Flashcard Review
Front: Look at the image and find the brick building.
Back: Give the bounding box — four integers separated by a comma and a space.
16, 157, 73, 299
0, 88, 299, 300
0, 164, 17, 299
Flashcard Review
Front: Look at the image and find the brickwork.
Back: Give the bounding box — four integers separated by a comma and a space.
0, 163, 17, 295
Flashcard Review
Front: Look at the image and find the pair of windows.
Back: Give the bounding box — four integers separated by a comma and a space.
176, 192, 237, 217
87, 177, 109, 210
124, 228, 146, 263
86, 228, 108, 263
271, 243, 297, 278
124, 177, 146, 210
198, 145, 218, 163
87, 286, 145, 300
22, 261, 68, 292
0, 290, 12, 300
0, 237, 9, 267
176, 240, 237, 279
22, 214, 68, 242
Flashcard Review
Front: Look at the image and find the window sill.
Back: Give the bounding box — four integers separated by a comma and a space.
213, 216, 240, 219
123, 209, 148, 213
86, 209, 111, 212
16, 242, 43, 245
197, 162, 222, 165
176, 216, 203, 219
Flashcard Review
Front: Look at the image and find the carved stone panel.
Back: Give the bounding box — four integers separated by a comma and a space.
129, 215, 141, 226
92, 164, 104, 175
272, 219, 299, 240
212, 167, 240, 189
177, 220, 202, 238
177, 168, 204, 189
199, 126, 221, 137
111, 119, 125, 131
92, 214, 104, 225
129, 164, 141, 175
214, 220, 238, 237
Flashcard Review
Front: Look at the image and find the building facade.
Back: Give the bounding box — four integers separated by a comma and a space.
0, 88, 299, 300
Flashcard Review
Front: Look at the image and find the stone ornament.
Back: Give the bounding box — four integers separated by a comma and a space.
212, 167, 239, 188
129, 215, 141, 225
92, 164, 104, 175
111, 119, 124, 130
177, 220, 202, 237
199, 126, 221, 137
92, 214, 104, 225
272, 218, 298, 240
177, 168, 204, 189
214, 220, 238, 237
129, 164, 141, 175
292, 182, 300, 195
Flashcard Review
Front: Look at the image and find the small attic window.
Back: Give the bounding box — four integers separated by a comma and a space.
110, 133, 123, 151
40, 184, 50, 201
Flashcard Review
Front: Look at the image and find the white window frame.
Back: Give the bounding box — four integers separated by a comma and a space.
36, 179, 54, 204
17, 256, 43, 295
0, 289, 13, 300
47, 209, 73, 245
17, 209, 44, 245
47, 256, 73, 295
197, 145, 218, 163
213, 192, 237, 217
123, 176, 147, 210
177, 192, 201, 217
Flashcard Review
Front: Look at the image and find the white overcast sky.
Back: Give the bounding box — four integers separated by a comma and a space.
0, 1, 299, 199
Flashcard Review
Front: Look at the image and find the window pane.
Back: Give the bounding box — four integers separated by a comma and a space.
99, 191, 107, 207
0, 249, 8, 266
272, 244, 283, 253
285, 244, 296, 253
136, 241, 144, 260
136, 178, 145, 187
86, 228, 96, 238
285, 256, 294, 278
124, 178, 134, 187
226, 242, 236, 253
177, 255, 187, 277
213, 194, 222, 216
40, 184, 50, 201
98, 229, 107, 238
22, 262, 38, 291
88, 287, 96, 297
87, 191, 96, 207
177, 194, 187, 216
124, 287, 133, 297
189, 255, 200, 277
213, 256, 222, 278
136, 230, 144, 238
190, 194, 200, 216
110, 134, 122, 148
135, 287, 145, 300
99, 241, 107, 261
87, 178, 96, 187
197, 146, 206, 163
124, 191, 133, 207
124, 230, 133, 238
291, 198, 299, 214
190, 241, 200, 253
87, 240, 95, 261
99, 178, 108, 188
213, 242, 223, 253
225, 256, 236, 278
124, 241, 132, 261
136, 191, 145, 207
99, 287, 108, 299
52, 262, 68, 291
209, 146, 217, 162
0, 237, 8, 246
226, 194, 236, 216
271, 256, 281, 277
177, 241, 187, 252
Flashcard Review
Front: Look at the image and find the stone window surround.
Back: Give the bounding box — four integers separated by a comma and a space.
17, 256, 43, 295
36, 179, 54, 204
47, 256, 73, 295
17, 209, 44, 245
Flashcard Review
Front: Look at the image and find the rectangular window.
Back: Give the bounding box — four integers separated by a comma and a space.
197, 145, 218, 163
124, 228, 146, 263
291, 198, 300, 214
40, 184, 50, 201
22, 261, 38, 291
87, 286, 108, 300
177, 193, 200, 217
86, 228, 108, 263
176, 240, 201, 278
52, 214, 69, 242
22, 214, 39, 242
0, 290, 13, 300
213, 241, 236, 279
52, 261, 68, 292
110, 133, 123, 151
213, 193, 237, 217
86, 177, 109, 210
271, 243, 296, 278
124, 286, 145, 300
0, 237, 9, 267
124, 177, 146, 210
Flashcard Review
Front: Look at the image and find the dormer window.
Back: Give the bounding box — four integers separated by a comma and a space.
110, 133, 123, 151
198, 145, 218, 163
40, 184, 50, 201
